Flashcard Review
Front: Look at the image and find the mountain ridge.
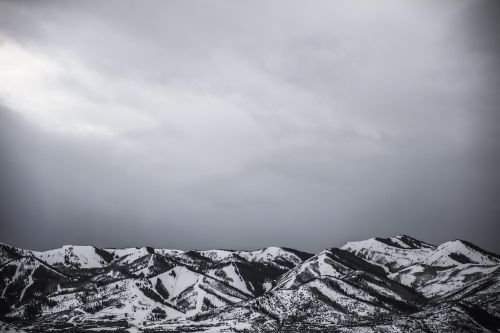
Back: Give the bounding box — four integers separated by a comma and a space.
1, 235, 499, 332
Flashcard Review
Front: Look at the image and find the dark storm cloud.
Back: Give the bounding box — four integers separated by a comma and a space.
0, 1, 499, 252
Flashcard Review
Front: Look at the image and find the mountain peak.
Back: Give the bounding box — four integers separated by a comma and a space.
421, 239, 500, 266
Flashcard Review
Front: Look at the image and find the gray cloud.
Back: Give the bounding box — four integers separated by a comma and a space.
0, 0, 499, 252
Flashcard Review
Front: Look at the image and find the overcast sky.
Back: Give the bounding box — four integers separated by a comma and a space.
0, 1, 499, 253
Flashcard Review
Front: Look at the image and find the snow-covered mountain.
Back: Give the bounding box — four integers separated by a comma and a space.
31, 245, 112, 269
340, 235, 436, 272
0, 236, 498, 332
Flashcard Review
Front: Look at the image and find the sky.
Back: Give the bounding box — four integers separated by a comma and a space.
0, 0, 499, 253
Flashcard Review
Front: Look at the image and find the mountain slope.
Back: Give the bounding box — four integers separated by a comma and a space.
0, 244, 25, 266
389, 263, 500, 298
151, 266, 251, 315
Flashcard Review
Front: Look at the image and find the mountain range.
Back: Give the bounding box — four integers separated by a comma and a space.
0, 235, 499, 332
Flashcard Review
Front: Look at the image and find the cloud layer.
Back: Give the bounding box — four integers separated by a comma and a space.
0, 1, 499, 252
